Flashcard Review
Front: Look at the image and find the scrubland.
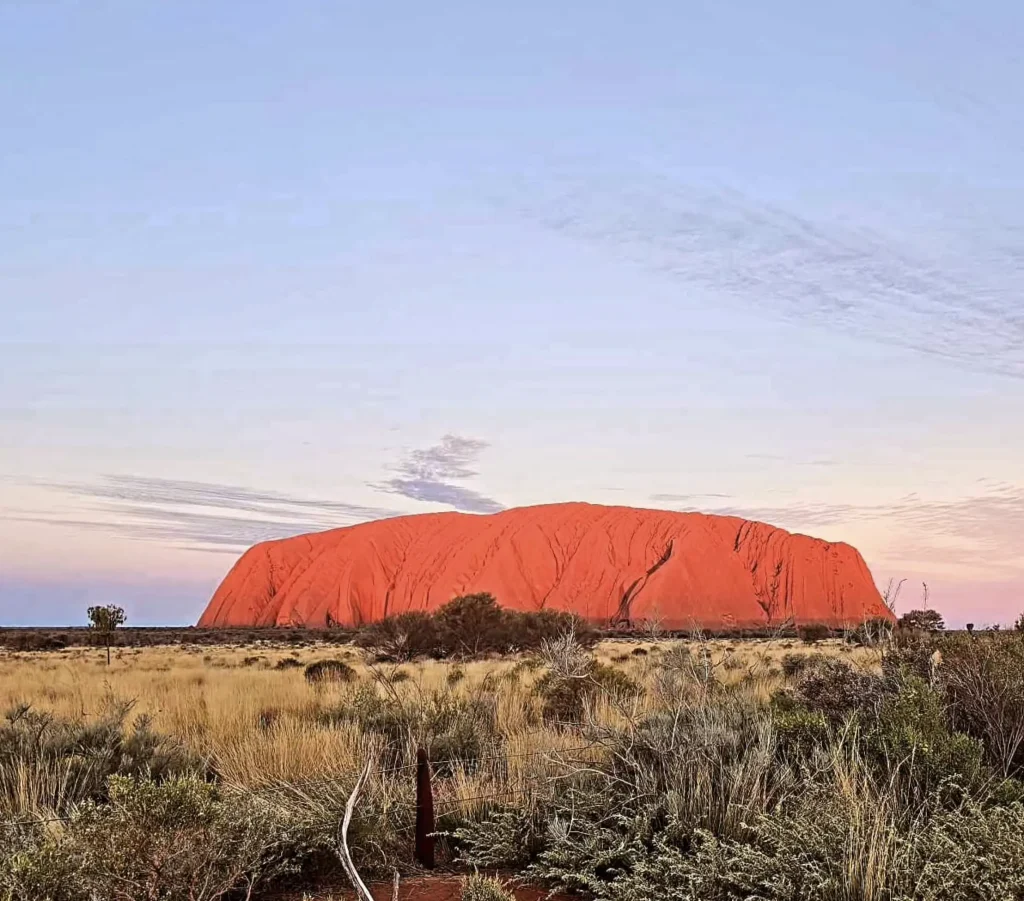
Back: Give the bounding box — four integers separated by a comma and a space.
2, 607, 1023, 900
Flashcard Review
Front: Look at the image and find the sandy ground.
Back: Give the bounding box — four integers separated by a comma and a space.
280, 874, 566, 900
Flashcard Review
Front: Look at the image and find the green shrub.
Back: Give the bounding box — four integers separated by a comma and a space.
939, 632, 1024, 776
454, 806, 544, 870
868, 675, 987, 801
2, 775, 298, 901
535, 661, 640, 726
0, 704, 203, 819
773, 705, 831, 760
354, 611, 440, 661
324, 681, 502, 775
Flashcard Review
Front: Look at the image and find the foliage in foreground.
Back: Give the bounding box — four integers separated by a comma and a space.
5, 624, 1024, 901
2, 776, 301, 901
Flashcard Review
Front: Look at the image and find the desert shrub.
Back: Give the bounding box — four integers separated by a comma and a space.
1, 775, 298, 901
447, 666, 467, 687
796, 623, 830, 644
274, 656, 302, 670
454, 806, 545, 870
881, 633, 939, 684
0, 704, 204, 819
786, 658, 884, 723
354, 611, 439, 661
460, 872, 516, 901
867, 675, 987, 801
325, 680, 502, 775
780, 652, 826, 679
939, 632, 1024, 776
773, 706, 831, 760
535, 661, 639, 726
899, 608, 945, 633
303, 658, 356, 684
355, 594, 597, 661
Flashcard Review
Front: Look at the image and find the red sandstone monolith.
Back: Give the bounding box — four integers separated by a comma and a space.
198, 502, 891, 630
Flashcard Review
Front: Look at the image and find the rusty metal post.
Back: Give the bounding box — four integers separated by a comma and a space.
414, 747, 435, 868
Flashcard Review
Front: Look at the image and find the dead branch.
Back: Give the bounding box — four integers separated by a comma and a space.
337, 758, 374, 901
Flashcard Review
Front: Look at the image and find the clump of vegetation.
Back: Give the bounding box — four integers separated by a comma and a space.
303, 659, 357, 684
2, 775, 299, 901
939, 632, 1024, 776
796, 622, 830, 644
355, 593, 597, 660
0, 702, 204, 820
899, 607, 946, 632
460, 872, 516, 901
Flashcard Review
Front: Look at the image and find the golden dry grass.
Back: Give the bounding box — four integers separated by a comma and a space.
0, 637, 874, 810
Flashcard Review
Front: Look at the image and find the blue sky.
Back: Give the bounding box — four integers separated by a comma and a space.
2, 0, 1023, 626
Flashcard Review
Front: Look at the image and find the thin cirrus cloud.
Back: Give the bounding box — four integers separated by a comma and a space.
373, 434, 505, 514
661, 480, 1024, 578
10, 435, 504, 555
521, 175, 1024, 379
16, 475, 403, 553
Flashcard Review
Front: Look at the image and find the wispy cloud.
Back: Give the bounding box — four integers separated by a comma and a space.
523, 174, 1024, 379
11, 476, 401, 553
374, 434, 504, 514
661, 479, 1024, 579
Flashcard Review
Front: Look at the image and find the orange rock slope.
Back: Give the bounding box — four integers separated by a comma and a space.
199, 503, 891, 631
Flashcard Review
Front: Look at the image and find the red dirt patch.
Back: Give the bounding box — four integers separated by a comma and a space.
288, 874, 565, 900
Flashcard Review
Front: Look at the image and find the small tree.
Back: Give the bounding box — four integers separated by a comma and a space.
87, 604, 126, 665
898, 608, 945, 633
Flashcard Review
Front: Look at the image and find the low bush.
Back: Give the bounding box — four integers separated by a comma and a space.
535, 661, 640, 726
899, 608, 945, 633
2, 775, 299, 901
796, 623, 830, 644
780, 651, 826, 678
303, 659, 356, 684
323, 679, 502, 775
0, 703, 204, 819
460, 873, 516, 901
355, 593, 597, 661
785, 658, 884, 722
939, 632, 1024, 776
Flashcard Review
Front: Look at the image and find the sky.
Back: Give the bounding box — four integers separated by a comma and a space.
2, 0, 1023, 627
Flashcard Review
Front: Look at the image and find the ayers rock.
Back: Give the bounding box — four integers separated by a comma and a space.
199, 503, 891, 631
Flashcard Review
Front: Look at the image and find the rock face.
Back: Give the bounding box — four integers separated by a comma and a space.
199, 503, 890, 631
